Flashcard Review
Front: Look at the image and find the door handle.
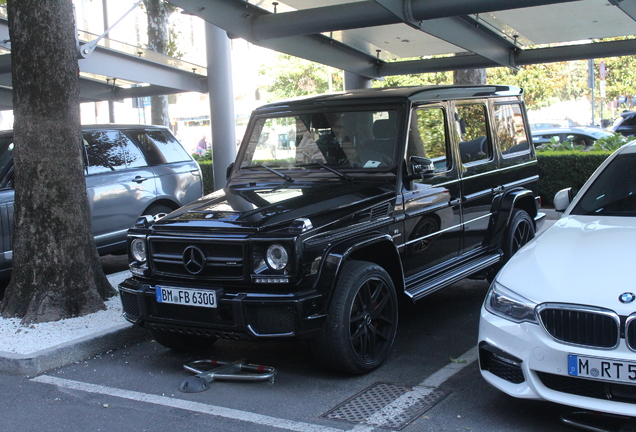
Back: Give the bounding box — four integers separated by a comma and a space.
449, 198, 461, 207
132, 176, 148, 183
491, 185, 504, 193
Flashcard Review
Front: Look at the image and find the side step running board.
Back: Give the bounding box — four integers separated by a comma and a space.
405, 252, 501, 302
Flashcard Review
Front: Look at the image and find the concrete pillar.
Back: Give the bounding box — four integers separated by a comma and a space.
344, 71, 372, 91
205, 23, 236, 191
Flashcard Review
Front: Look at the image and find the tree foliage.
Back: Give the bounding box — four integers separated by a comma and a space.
488, 62, 588, 109
259, 54, 343, 101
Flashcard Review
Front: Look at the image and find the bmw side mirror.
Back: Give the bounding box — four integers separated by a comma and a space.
553, 187, 573, 212
410, 156, 435, 180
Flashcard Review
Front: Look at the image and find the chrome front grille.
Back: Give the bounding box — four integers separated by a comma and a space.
626, 314, 636, 351
537, 304, 620, 349
149, 237, 245, 280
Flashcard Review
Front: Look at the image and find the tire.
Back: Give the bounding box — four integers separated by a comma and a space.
502, 209, 535, 262
149, 328, 218, 352
312, 261, 398, 374
143, 204, 173, 221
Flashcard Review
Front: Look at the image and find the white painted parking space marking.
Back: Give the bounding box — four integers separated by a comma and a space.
32, 375, 347, 432
32, 345, 478, 432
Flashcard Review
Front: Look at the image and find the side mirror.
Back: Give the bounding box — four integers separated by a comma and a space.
410, 156, 435, 180
553, 187, 573, 212
226, 162, 235, 180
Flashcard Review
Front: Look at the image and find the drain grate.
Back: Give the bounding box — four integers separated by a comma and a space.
322, 382, 449, 430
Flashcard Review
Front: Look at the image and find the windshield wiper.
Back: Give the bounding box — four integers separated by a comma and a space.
297, 162, 352, 182
248, 164, 294, 182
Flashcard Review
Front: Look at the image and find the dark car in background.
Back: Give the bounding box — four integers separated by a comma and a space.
0, 124, 203, 277
531, 126, 615, 147
119, 85, 544, 374
612, 111, 636, 137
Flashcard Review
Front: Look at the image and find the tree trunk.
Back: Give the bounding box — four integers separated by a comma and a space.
0, 0, 114, 324
144, 0, 174, 126
454, 68, 486, 85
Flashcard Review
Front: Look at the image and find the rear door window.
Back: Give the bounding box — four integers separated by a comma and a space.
128, 130, 191, 165
494, 103, 530, 156
456, 104, 493, 164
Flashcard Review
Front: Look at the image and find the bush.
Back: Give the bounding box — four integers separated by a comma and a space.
197, 160, 214, 195
537, 152, 611, 204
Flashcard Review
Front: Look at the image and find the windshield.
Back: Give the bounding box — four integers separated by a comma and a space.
238, 110, 398, 172
572, 152, 636, 217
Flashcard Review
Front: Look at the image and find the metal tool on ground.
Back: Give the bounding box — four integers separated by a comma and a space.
179, 359, 277, 393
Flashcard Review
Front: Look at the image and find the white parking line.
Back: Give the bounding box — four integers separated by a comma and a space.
32, 345, 478, 432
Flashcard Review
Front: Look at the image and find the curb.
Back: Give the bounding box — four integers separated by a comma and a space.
0, 270, 150, 376
0, 323, 149, 376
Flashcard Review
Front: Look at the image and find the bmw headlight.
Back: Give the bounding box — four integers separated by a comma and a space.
266, 244, 288, 271
485, 281, 537, 323
131, 238, 147, 263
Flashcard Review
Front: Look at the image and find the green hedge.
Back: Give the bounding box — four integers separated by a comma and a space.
198, 160, 215, 195
537, 152, 611, 204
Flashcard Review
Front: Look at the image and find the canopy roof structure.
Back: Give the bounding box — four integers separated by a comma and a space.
0, 0, 635, 110
170, 0, 636, 79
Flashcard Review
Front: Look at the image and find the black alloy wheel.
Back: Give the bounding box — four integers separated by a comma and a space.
312, 260, 398, 374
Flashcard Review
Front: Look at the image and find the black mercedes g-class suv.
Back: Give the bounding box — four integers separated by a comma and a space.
119, 85, 544, 374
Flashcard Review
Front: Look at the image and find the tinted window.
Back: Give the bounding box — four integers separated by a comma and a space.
128, 130, 191, 165
123, 135, 147, 168
0, 136, 14, 189
495, 103, 530, 155
408, 107, 449, 172
572, 152, 636, 217
84, 131, 128, 174
456, 104, 492, 163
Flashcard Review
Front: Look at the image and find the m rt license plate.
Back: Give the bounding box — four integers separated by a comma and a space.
568, 354, 636, 384
155, 286, 217, 308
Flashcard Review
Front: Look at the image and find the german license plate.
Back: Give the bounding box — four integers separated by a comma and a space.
568, 354, 636, 384
155, 286, 217, 308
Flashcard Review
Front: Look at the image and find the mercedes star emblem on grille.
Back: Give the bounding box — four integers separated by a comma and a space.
620, 292, 636, 304
183, 245, 206, 275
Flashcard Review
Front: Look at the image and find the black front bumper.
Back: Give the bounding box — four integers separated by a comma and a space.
118, 277, 326, 341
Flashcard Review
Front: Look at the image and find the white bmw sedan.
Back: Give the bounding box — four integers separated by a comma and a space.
479, 140, 636, 416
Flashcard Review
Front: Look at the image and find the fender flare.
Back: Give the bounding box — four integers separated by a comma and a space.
313, 233, 403, 309
488, 188, 537, 248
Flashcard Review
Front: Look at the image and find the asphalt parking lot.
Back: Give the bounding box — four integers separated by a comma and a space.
0, 211, 609, 432
1, 276, 582, 432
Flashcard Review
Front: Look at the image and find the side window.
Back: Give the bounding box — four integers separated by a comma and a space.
84, 131, 128, 175
128, 130, 191, 165
456, 104, 492, 164
122, 134, 148, 169
495, 103, 530, 156
407, 107, 449, 172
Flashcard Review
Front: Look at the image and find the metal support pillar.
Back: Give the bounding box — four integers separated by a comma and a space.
344, 71, 372, 91
205, 23, 236, 191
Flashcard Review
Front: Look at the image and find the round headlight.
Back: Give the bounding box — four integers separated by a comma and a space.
131, 238, 147, 263
266, 244, 288, 271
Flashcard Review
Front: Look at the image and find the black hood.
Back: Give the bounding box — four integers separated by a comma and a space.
153, 180, 395, 232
